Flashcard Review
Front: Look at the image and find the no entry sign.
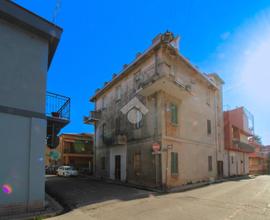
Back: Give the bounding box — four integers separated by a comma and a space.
152, 143, 160, 152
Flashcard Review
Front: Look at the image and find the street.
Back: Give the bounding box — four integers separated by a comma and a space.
47, 175, 270, 220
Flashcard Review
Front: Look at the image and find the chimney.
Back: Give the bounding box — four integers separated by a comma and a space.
112, 73, 117, 79
136, 52, 142, 59
104, 82, 108, 86
162, 31, 174, 43
123, 64, 128, 69
95, 88, 100, 93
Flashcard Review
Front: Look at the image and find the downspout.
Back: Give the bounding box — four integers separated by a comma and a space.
228, 114, 231, 176
154, 48, 166, 189
214, 90, 218, 178
153, 50, 160, 188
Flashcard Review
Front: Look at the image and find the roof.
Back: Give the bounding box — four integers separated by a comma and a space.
90, 31, 221, 102
60, 133, 93, 138
0, 0, 63, 68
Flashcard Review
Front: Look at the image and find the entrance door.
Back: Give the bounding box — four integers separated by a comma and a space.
115, 155, 121, 180
217, 161, 223, 177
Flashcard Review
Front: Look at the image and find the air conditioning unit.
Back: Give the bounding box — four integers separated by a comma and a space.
175, 78, 185, 88
185, 84, 192, 92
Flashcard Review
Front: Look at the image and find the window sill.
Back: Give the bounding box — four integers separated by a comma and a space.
171, 173, 178, 177
170, 123, 179, 127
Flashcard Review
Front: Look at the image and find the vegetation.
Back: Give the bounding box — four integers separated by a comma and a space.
253, 135, 262, 144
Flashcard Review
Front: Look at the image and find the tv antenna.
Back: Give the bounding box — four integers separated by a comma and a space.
52, 0, 62, 23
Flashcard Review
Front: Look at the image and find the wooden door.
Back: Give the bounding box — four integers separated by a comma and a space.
217, 161, 224, 177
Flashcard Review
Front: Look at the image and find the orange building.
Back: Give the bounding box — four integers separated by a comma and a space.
248, 139, 266, 175
261, 145, 270, 174
224, 107, 255, 176
46, 133, 94, 173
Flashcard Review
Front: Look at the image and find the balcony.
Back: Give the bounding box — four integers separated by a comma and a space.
46, 92, 70, 120
232, 139, 255, 153
46, 92, 70, 148
103, 131, 127, 146
84, 110, 101, 124
137, 62, 191, 98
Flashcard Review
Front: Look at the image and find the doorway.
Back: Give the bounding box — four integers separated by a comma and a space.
217, 161, 224, 177
115, 155, 121, 180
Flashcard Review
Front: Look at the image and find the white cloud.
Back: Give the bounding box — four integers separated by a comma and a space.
210, 8, 270, 144
220, 32, 231, 40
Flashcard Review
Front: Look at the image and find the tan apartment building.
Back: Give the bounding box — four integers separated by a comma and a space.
46, 133, 94, 173
85, 32, 226, 190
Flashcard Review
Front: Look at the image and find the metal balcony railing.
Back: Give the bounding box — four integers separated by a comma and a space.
46, 92, 70, 121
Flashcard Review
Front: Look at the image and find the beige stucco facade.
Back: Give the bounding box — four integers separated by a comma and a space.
86, 32, 226, 190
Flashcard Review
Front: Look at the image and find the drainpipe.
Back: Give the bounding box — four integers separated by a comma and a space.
214, 90, 218, 178
228, 150, 230, 176
153, 50, 161, 188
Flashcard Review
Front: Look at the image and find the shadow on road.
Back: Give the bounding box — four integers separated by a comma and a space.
45, 176, 159, 211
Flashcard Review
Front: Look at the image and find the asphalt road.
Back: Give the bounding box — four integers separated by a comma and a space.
47, 175, 270, 220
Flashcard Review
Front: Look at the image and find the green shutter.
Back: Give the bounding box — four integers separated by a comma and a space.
207, 120, 211, 135
171, 152, 178, 175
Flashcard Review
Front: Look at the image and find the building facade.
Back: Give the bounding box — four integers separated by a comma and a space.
261, 145, 270, 174
85, 32, 226, 190
0, 1, 67, 216
223, 107, 255, 176
248, 140, 265, 175
46, 133, 94, 173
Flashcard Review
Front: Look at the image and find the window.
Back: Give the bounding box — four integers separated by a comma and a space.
134, 71, 143, 89
102, 96, 106, 109
115, 117, 120, 133
171, 152, 178, 175
208, 156, 213, 171
206, 88, 211, 105
232, 127, 238, 139
133, 152, 141, 174
207, 119, 211, 135
135, 110, 143, 129
115, 85, 121, 101
170, 104, 178, 124
101, 157, 106, 170
102, 123, 106, 141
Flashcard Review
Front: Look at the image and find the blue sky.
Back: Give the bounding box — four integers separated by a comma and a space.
14, 0, 270, 144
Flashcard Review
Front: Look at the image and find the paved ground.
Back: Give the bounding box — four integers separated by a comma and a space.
47, 175, 270, 220
45, 176, 153, 210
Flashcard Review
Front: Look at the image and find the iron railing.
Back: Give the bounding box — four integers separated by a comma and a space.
46, 92, 70, 120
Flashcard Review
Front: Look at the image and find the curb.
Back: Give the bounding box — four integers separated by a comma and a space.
168, 175, 255, 193
82, 174, 255, 194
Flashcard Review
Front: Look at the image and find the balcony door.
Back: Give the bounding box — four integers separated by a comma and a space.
115, 155, 121, 180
